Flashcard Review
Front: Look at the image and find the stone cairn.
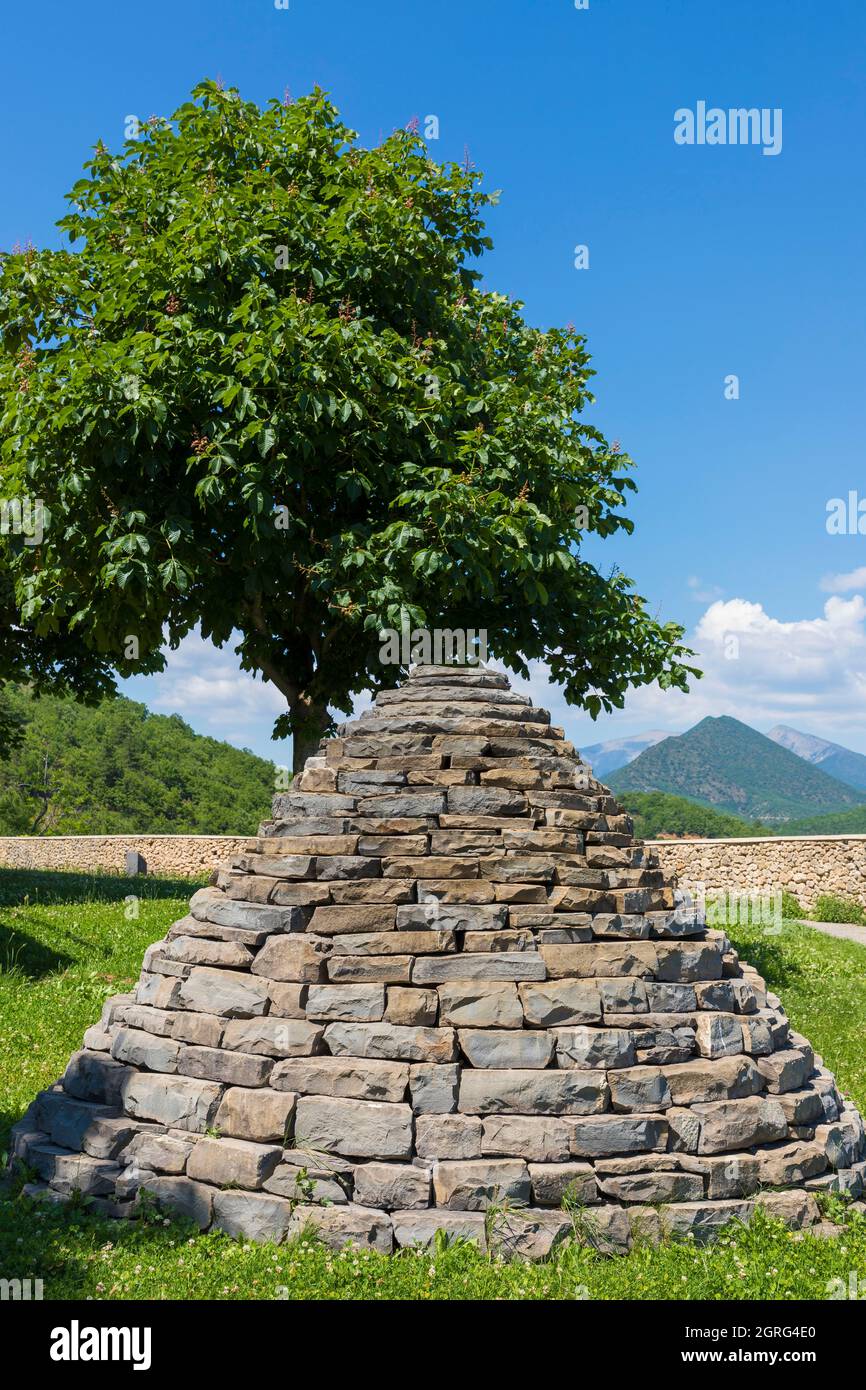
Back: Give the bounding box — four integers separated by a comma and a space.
9, 665, 866, 1258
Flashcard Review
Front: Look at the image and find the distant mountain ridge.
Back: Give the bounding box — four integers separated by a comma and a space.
608, 715, 864, 822
768, 724, 866, 794
581, 730, 669, 779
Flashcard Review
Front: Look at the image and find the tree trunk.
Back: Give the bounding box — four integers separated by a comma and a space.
291, 702, 330, 775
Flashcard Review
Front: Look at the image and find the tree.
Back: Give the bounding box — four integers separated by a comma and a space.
0, 684, 275, 835
0, 566, 118, 756
0, 81, 697, 771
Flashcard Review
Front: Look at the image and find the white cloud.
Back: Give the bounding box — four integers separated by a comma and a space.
117, 586, 866, 767
820, 566, 866, 594
564, 593, 866, 754
118, 631, 290, 763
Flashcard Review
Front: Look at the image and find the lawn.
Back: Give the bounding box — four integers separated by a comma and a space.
1, 870, 865, 1301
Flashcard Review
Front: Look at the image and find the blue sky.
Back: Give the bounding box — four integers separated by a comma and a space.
3, 0, 866, 763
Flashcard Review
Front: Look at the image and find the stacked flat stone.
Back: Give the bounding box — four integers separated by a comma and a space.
10, 665, 866, 1257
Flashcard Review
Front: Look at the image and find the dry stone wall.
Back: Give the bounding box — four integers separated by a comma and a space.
0, 835, 243, 878
649, 836, 866, 913
3, 832, 865, 912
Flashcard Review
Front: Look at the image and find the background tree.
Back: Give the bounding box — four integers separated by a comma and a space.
0, 565, 119, 756
0, 81, 697, 770
0, 685, 275, 835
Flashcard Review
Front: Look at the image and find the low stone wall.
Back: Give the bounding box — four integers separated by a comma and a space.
648, 835, 866, 912
0, 835, 245, 878
2, 831, 866, 910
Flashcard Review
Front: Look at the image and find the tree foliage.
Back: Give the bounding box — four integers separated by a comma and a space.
0, 685, 274, 835
618, 790, 770, 841
0, 81, 697, 768
0, 569, 117, 756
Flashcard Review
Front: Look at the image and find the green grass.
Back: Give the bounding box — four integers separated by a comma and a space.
0, 869, 203, 1152
2, 1199, 865, 1301
1, 870, 865, 1301
726, 916, 866, 1115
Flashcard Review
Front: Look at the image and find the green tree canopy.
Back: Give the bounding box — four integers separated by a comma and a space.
618, 790, 770, 841
0, 568, 117, 755
0, 684, 274, 835
0, 80, 696, 768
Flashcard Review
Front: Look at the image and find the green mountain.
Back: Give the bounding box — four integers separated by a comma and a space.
617, 790, 769, 840
0, 685, 276, 835
608, 715, 864, 822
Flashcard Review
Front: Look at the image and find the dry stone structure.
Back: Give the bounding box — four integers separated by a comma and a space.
9, 665, 866, 1257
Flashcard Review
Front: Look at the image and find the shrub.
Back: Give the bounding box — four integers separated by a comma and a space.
812, 893, 866, 925
781, 889, 805, 920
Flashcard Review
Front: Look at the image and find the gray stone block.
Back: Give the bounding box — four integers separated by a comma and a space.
413, 954, 546, 984
271, 1056, 409, 1103
323, 1021, 457, 1063
437, 983, 523, 1028
415, 1113, 483, 1159
214, 1087, 296, 1143
177, 967, 270, 1018
211, 1189, 294, 1243
433, 1159, 530, 1210
529, 1162, 598, 1206
459, 1029, 554, 1069
306, 983, 387, 1022
294, 1095, 413, 1159
288, 1203, 394, 1253
178, 1045, 272, 1088
187, 1136, 282, 1189
391, 1210, 487, 1251
221, 1018, 323, 1058
249, 936, 331, 982
123, 1074, 224, 1133
353, 1162, 431, 1210
409, 1063, 460, 1114
554, 1027, 635, 1070
459, 1068, 608, 1116
139, 1175, 213, 1229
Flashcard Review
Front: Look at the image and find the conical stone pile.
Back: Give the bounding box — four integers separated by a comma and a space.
10, 665, 866, 1257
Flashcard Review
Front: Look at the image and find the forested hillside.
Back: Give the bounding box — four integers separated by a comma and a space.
0, 686, 277, 835
617, 791, 770, 840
